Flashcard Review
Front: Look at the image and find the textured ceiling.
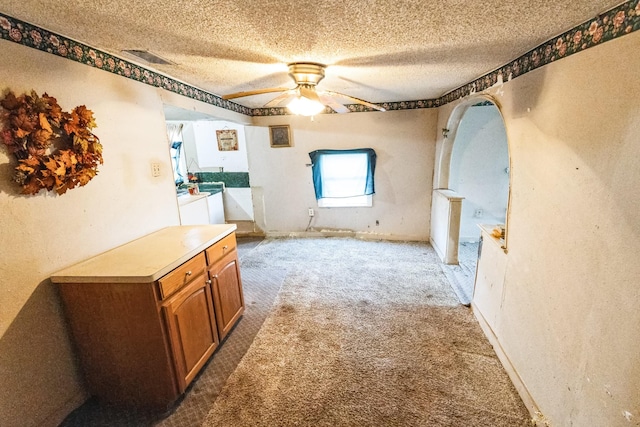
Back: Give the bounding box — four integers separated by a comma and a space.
0, 0, 624, 108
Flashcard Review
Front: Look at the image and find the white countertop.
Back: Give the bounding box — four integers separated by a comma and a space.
51, 224, 236, 283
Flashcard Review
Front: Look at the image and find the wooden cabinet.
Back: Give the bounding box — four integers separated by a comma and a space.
208, 256, 244, 341
210, 255, 244, 340
52, 225, 244, 409
204, 232, 245, 340
162, 266, 219, 392
56, 281, 179, 408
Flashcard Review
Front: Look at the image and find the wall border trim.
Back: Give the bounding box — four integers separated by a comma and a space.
1, 0, 638, 117
0, 13, 252, 116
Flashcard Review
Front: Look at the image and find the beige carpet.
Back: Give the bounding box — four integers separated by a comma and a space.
202, 238, 531, 426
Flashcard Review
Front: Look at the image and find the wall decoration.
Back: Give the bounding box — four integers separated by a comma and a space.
0, 90, 102, 195
216, 129, 238, 151
269, 125, 292, 148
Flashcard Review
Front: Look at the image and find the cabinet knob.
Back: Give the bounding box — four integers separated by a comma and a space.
206, 279, 212, 285
223, 245, 228, 250
185, 270, 192, 276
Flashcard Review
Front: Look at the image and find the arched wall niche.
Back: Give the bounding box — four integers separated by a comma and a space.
433, 94, 512, 252
435, 95, 507, 188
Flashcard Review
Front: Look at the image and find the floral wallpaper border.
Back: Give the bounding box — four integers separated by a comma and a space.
436, 0, 640, 108
1, 0, 638, 117
255, 0, 639, 115
0, 13, 252, 116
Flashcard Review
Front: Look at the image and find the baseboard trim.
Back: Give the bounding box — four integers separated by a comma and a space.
471, 302, 548, 425
265, 231, 428, 242
226, 221, 265, 237
429, 237, 443, 259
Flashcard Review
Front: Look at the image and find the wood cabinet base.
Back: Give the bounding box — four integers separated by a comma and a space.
55, 228, 244, 409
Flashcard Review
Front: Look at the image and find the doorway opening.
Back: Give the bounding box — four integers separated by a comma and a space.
434, 97, 510, 305
163, 104, 258, 233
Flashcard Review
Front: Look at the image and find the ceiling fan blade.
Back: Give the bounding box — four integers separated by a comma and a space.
322, 90, 386, 112
298, 85, 321, 103
222, 87, 290, 100
264, 90, 296, 108
318, 94, 350, 114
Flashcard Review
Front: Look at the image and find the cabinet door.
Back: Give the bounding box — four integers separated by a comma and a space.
206, 192, 226, 224
178, 197, 209, 225
162, 276, 219, 392
209, 253, 245, 341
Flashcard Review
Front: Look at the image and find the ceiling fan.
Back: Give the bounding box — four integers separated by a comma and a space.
222, 62, 386, 116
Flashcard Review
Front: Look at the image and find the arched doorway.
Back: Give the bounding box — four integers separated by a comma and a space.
432, 96, 511, 305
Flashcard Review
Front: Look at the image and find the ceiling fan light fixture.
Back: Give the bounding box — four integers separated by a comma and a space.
224, 61, 383, 114
287, 95, 325, 116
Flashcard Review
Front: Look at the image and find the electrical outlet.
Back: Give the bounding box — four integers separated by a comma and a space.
308, 208, 315, 217
473, 209, 483, 218
151, 162, 161, 177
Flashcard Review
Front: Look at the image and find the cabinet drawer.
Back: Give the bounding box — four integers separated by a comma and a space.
158, 253, 206, 300
205, 233, 237, 265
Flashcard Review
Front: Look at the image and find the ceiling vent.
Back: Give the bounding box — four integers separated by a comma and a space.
121, 50, 174, 65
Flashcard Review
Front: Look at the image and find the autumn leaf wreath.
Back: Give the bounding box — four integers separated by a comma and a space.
0, 90, 102, 195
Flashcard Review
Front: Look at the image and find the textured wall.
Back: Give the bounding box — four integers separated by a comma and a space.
436, 31, 640, 426
248, 110, 437, 241
0, 40, 239, 427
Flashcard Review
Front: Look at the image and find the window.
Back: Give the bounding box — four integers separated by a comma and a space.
309, 149, 376, 207
170, 141, 184, 185
166, 123, 185, 185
